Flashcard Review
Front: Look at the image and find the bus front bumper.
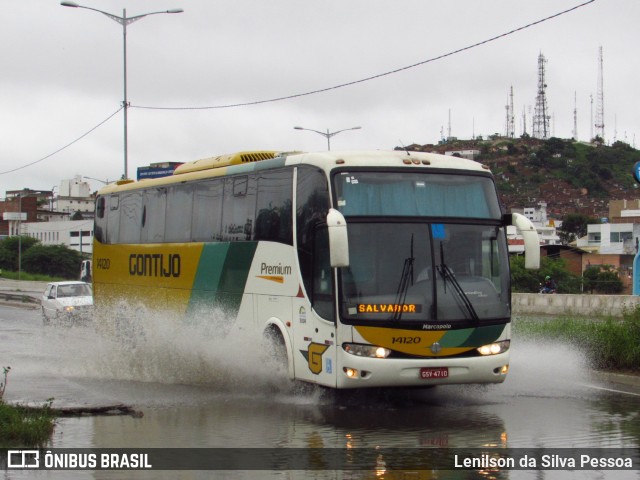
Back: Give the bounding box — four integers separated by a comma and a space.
335, 349, 510, 389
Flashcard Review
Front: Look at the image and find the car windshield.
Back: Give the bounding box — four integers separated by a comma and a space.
57, 284, 92, 298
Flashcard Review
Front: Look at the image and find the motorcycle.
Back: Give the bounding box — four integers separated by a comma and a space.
539, 283, 557, 294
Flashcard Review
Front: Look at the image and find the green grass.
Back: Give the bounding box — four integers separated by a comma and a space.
0, 367, 56, 447
0, 270, 65, 282
514, 307, 640, 371
0, 400, 56, 447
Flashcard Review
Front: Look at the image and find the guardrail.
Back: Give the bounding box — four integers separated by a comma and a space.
0, 292, 39, 306
512, 293, 640, 317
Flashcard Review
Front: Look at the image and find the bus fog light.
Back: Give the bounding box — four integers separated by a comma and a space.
343, 343, 391, 358
343, 367, 358, 378
477, 340, 510, 356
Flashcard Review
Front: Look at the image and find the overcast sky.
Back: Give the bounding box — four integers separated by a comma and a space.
1, 0, 637, 195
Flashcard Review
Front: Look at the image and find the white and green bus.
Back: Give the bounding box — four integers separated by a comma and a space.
93, 150, 539, 388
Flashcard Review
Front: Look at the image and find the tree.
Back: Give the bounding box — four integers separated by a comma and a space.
558, 213, 598, 245
583, 265, 623, 294
510, 255, 581, 293
0, 236, 40, 271
21, 244, 83, 279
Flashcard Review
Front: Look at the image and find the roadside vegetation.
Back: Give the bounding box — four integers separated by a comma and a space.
510, 256, 623, 294
0, 236, 85, 280
0, 367, 56, 447
515, 308, 640, 372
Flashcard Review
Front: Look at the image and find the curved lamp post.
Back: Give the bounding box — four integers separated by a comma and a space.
60, 2, 183, 180
294, 126, 361, 151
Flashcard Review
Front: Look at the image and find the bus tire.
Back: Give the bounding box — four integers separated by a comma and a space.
263, 326, 289, 377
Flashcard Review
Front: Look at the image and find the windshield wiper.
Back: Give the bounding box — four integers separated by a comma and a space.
391, 235, 414, 321
437, 242, 479, 323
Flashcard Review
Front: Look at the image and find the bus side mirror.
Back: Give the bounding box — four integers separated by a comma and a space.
504, 212, 540, 270
327, 208, 349, 267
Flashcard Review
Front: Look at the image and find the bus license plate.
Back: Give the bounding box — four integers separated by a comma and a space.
420, 367, 448, 379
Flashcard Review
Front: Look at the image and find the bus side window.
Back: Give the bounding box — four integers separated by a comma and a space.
296, 166, 332, 320
222, 176, 257, 241
312, 225, 335, 321
106, 195, 120, 244
142, 188, 167, 243
118, 192, 143, 244
254, 169, 293, 245
95, 196, 106, 243
165, 185, 193, 243
192, 179, 224, 242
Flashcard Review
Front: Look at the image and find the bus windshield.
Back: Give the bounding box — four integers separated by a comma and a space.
334, 171, 502, 219
334, 171, 510, 324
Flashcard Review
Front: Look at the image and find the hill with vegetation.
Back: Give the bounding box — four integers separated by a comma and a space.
402, 136, 640, 220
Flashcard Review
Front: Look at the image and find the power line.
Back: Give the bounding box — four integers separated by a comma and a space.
1, 0, 596, 177
0, 107, 123, 176
132, 0, 596, 111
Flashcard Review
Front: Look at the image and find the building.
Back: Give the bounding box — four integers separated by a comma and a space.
22, 219, 93, 255
56, 175, 95, 215
0, 190, 49, 236
0, 179, 95, 254
576, 223, 638, 255
577, 220, 639, 295
508, 202, 560, 252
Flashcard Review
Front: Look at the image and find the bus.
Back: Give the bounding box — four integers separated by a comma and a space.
92, 150, 540, 389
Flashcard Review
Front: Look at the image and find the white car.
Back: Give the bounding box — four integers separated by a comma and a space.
41, 281, 93, 325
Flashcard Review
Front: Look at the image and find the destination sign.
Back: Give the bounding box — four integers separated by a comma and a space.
357, 304, 422, 313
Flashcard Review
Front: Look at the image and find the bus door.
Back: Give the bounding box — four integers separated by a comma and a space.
291, 225, 337, 387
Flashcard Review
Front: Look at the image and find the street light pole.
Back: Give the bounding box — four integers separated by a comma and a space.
294, 126, 362, 151
60, 2, 183, 180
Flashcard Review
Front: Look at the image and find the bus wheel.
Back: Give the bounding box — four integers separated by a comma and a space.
263, 327, 289, 377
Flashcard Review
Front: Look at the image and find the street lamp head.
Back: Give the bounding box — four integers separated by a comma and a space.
293, 126, 304, 130
60, 1, 79, 7
167, 8, 184, 13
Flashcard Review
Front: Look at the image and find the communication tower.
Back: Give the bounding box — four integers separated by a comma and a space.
594, 46, 605, 141
572, 91, 578, 140
532, 53, 550, 139
505, 86, 515, 138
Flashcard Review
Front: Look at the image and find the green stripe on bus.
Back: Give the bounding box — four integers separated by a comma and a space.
460, 324, 506, 347
188, 242, 258, 315
438, 328, 474, 347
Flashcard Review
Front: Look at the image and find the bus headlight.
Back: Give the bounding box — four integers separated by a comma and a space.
477, 340, 510, 356
343, 343, 391, 358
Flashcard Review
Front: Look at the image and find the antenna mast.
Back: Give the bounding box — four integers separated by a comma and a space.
533, 53, 550, 139
505, 86, 515, 138
572, 91, 578, 140
594, 46, 605, 141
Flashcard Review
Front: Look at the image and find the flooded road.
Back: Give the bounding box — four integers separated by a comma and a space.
2, 305, 639, 479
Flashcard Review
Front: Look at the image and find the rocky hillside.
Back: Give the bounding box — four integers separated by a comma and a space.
402, 137, 640, 220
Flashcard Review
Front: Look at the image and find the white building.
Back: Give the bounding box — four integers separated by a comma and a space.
22, 219, 94, 255
512, 202, 560, 246
56, 175, 95, 214
576, 223, 638, 255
